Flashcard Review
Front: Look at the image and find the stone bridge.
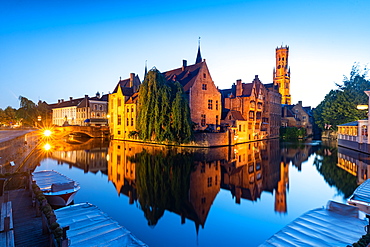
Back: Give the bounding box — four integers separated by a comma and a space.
53, 126, 110, 138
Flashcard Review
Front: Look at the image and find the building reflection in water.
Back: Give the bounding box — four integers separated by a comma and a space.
49, 138, 109, 174
337, 146, 370, 184
46, 138, 340, 232
106, 139, 320, 230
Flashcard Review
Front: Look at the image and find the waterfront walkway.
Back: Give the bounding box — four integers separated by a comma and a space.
0, 189, 49, 246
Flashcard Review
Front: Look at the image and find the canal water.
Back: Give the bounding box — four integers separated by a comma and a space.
33, 138, 359, 247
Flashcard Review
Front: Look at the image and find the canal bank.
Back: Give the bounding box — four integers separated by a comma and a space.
0, 129, 50, 246
0, 129, 39, 174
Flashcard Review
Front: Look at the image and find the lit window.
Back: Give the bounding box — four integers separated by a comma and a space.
201, 114, 206, 126
208, 99, 213, 109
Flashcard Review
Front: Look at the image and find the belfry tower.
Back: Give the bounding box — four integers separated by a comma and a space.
273, 46, 291, 105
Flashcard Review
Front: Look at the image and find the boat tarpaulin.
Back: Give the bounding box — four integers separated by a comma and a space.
55, 202, 148, 247
259, 201, 367, 247
33, 170, 77, 192
350, 179, 370, 204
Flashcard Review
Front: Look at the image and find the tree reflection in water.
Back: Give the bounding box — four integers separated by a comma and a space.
313, 143, 357, 198
132, 149, 195, 226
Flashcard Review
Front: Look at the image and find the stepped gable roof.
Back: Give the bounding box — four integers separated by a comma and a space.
163, 61, 204, 93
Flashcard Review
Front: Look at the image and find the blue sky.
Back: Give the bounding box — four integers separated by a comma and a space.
1, 0, 369, 109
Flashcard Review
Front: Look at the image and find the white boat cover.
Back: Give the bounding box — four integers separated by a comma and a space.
32, 170, 79, 193
350, 179, 370, 204
260, 201, 367, 247
55, 202, 148, 247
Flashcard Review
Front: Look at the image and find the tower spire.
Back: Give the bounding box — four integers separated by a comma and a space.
195, 37, 202, 64
144, 60, 148, 80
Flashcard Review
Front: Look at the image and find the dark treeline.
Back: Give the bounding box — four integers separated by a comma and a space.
0, 96, 49, 127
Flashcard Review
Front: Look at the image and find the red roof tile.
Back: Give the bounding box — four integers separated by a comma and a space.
163, 61, 204, 92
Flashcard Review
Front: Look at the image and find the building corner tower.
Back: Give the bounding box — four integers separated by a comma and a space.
273, 46, 291, 105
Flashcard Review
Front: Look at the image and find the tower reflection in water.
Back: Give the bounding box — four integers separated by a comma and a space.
102, 139, 313, 229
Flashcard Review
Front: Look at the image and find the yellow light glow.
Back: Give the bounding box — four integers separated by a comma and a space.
43, 143, 52, 151
107, 114, 111, 118
357, 105, 368, 110
44, 129, 52, 137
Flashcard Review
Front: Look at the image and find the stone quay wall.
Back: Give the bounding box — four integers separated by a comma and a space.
0, 131, 39, 174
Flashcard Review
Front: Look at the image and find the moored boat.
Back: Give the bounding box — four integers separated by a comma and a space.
347, 179, 370, 214
55, 202, 148, 246
32, 170, 80, 206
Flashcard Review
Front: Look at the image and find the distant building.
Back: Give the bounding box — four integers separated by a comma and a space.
273, 46, 291, 105
220, 75, 281, 143
108, 73, 141, 140
76, 93, 109, 126
50, 93, 108, 126
281, 101, 313, 136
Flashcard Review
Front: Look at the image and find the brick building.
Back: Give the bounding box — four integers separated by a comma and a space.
163, 48, 221, 130
281, 101, 313, 136
220, 75, 281, 143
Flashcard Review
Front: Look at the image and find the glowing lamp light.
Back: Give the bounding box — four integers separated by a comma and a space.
357, 105, 368, 110
43, 129, 52, 137
43, 143, 52, 151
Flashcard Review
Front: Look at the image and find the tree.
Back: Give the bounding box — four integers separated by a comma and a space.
313, 64, 370, 130
137, 68, 193, 144
17, 96, 37, 126
0, 106, 17, 126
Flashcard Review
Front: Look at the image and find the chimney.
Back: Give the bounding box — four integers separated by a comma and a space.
236, 79, 242, 97
69, 97, 73, 101
61, 99, 64, 102
85, 95, 88, 99
58, 99, 61, 104
182, 60, 187, 71
129, 73, 135, 88
298, 101, 302, 106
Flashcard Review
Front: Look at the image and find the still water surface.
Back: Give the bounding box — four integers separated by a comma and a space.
34, 138, 359, 247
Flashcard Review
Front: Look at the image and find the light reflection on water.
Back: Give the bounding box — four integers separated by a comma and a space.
34, 138, 359, 247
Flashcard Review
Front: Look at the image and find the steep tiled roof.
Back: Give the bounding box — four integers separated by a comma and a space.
112, 75, 141, 95
230, 110, 245, 120
163, 62, 204, 92
126, 92, 139, 104
242, 83, 253, 96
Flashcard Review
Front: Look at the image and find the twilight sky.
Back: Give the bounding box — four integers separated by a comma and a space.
1, 0, 369, 109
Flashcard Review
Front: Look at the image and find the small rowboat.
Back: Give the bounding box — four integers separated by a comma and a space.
32, 170, 80, 206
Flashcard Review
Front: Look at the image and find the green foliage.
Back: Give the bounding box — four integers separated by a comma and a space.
313, 64, 370, 131
0, 106, 17, 126
133, 149, 194, 226
313, 146, 357, 198
280, 127, 306, 139
137, 68, 193, 144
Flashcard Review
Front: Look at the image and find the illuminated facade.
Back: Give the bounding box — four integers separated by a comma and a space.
222, 75, 281, 142
108, 73, 141, 140
50, 94, 108, 126
273, 46, 291, 105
